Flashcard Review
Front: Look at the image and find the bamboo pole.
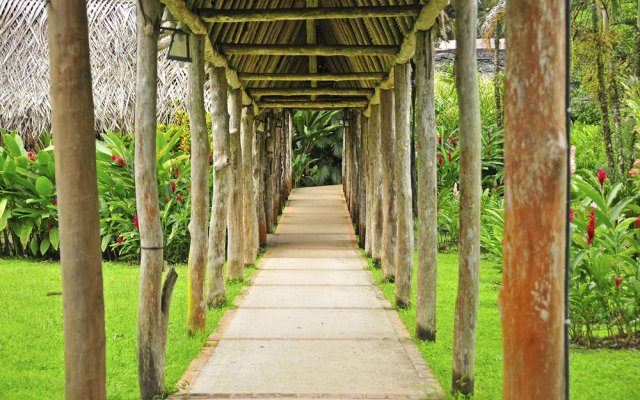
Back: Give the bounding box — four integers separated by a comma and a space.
369, 104, 383, 265
227, 88, 244, 280
502, 1, 567, 398
241, 106, 258, 265
186, 34, 208, 335
380, 88, 397, 282
415, 29, 438, 341
206, 66, 231, 308
134, 1, 178, 398
452, 0, 482, 394
199, 5, 422, 22
47, 1, 105, 398
394, 62, 414, 308
239, 72, 387, 82
220, 44, 399, 57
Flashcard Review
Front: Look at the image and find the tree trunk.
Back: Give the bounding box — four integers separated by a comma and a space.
265, 116, 276, 233
206, 66, 230, 308
502, 0, 567, 398
415, 29, 438, 341
394, 63, 414, 308
356, 112, 367, 249
380, 89, 397, 282
47, 1, 106, 397
134, 1, 178, 398
227, 88, 244, 280
592, 3, 616, 177
493, 23, 503, 127
255, 122, 268, 247
369, 104, 383, 265
452, 0, 482, 395
186, 34, 208, 335
241, 106, 258, 265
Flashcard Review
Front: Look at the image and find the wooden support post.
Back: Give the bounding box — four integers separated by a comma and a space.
364, 114, 373, 257
369, 104, 383, 265
356, 112, 367, 249
394, 62, 414, 308
502, 1, 567, 398
287, 112, 294, 195
452, 0, 482, 395
349, 113, 359, 225
206, 66, 231, 308
380, 88, 397, 282
265, 116, 276, 233
415, 29, 438, 341
343, 117, 351, 208
134, 1, 178, 398
47, 1, 106, 397
273, 115, 282, 218
255, 121, 268, 247
241, 106, 258, 265
342, 124, 347, 195
186, 34, 208, 335
227, 88, 244, 280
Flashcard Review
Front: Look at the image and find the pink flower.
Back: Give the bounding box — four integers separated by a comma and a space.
177, 194, 183, 202
493, 182, 499, 190
570, 146, 576, 175
171, 182, 177, 193
597, 168, 606, 189
447, 150, 452, 162
134, 214, 139, 230
27, 151, 35, 162
615, 276, 621, 289
587, 209, 596, 245
629, 168, 640, 177
437, 135, 442, 146
175, 167, 179, 179
437, 154, 443, 168
117, 157, 126, 167
569, 208, 574, 223
116, 236, 124, 244
111, 154, 117, 161
449, 136, 457, 148
636, 215, 640, 229
51, 198, 57, 206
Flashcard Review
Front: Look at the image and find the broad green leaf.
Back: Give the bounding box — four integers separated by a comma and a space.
19, 224, 33, 249
35, 176, 54, 197
101, 234, 112, 252
49, 227, 59, 250
3, 158, 16, 176
36, 151, 51, 166
0, 208, 10, 231
40, 237, 50, 255
0, 198, 7, 220
30, 237, 39, 256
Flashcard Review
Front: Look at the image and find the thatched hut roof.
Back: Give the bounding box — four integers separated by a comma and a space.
0, 0, 195, 145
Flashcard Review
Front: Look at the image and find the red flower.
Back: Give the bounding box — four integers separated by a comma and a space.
171, 182, 177, 193
597, 168, 606, 188
117, 157, 126, 167
437, 153, 443, 167
447, 150, 452, 162
175, 167, 179, 179
437, 135, 442, 145
615, 276, 621, 289
636, 215, 640, 229
177, 194, 183, 202
51, 198, 57, 206
493, 182, 499, 190
569, 208, 574, 223
587, 209, 596, 245
449, 136, 457, 148
487, 130, 491, 138
27, 151, 35, 162
116, 236, 124, 244
111, 154, 117, 161
134, 214, 139, 230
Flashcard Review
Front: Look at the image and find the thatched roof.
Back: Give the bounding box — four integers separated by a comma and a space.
0, 0, 195, 145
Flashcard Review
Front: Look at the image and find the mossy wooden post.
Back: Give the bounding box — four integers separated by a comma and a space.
415, 29, 438, 341
380, 88, 397, 282
364, 114, 373, 256
134, 1, 178, 398
287, 112, 294, 195
452, 0, 482, 394
265, 116, 276, 233
342, 128, 347, 195
206, 66, 230, 308
357, 112, 367, 249
369, 104, 383, 265
47, 0, 105, 397
227, 88, 244, 280
343, 115, 352, 210
502, 1, 567, 398
350, 113, 360, 226
255, 121, 268, 247
241, 106, 258, 265
394, 62, 413, 308
273, 115, 282, 219
186, 34, 208, 335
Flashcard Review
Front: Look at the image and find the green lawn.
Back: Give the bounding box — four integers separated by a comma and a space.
368, 253, 640, 399
0, 258, 257, 400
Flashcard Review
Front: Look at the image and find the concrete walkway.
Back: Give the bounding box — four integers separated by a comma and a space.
174, 185, 444, 399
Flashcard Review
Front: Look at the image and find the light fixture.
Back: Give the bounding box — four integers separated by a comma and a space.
162, 27, 191, 62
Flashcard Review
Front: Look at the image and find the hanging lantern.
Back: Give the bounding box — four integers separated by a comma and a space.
163, 27, 191, 62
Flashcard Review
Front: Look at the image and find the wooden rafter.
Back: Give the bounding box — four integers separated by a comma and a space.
199, 5, 422, 23
238, 72, 387, 81
249, 88, 374, 97
220, 44, 399, 57
257, 100, 368, 109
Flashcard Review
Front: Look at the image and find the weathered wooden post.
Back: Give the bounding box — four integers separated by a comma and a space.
134, 1, 178, 398
344, 114, 352, 210
350, 112, 360, 226
380, 88, 397, 282
394, 62, 414, 307
364, 114, 373, 257
265, 115, 276, 232
255, 119, 268, 247
206, 66, 231, 307
415, 29, 438, 341
47, 0, 106, 397
452, 0, 482, 394
227, 88, 244, 280
369, 104, 383, 265
186, 34, 208, 335
241, 106, 258, 265
273, 114, 282, 218
356, 112, 367, 248
502, 1, 568, 398
287, 112, 294, 195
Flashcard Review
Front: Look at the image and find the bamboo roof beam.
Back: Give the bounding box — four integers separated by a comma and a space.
238, 72, 387, 81
249, 88, 374, 97
199, 5, 422, 23
257, 100, 368, 109
220, 44, 399, 57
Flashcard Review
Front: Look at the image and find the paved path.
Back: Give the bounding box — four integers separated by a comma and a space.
174, 185, 443, 399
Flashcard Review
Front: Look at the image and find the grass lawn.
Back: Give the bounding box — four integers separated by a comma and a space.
0, 258, 257, 400
368, 253, 640, 399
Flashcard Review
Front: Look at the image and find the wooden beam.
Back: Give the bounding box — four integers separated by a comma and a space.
249, 88, 374, 97
307, 0, 318, 100
257, 100, 368, 109
199, 5, 422, 23
239, 72, 387, 81
220, 44, 399, 57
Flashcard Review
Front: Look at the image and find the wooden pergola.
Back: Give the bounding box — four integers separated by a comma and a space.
47, 1, 568, 400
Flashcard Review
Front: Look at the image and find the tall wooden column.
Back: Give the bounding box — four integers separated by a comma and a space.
380, 88, 397, 282
265, 115, 276, 233
502, 1, 568, 398
255, 120, 268, 247
356, 112, 366, 248
369, 104, 383, 265
394, 62, 414, 307
227, 88, 244, 280
241, 106, 258, 265
47, 0, 105, 398
415, 29, 438, 341
364, 114, 373, 256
